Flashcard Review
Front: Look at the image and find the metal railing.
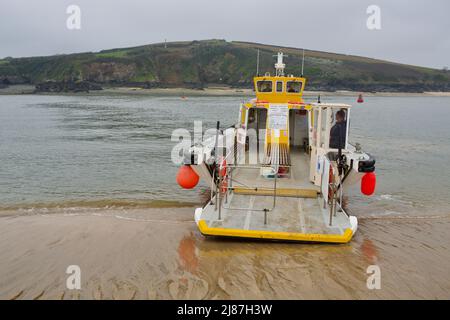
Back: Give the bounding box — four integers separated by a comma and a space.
211, 164, 283, 225
327, 162, 349, 226
208, 125, 291, 225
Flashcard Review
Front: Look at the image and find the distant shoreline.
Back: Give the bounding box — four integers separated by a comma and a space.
1, 84, 450, 97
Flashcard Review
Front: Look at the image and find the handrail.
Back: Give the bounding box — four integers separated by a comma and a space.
326, 157, 350, 226
208, 125, 289, 224
211, 165, 278, 224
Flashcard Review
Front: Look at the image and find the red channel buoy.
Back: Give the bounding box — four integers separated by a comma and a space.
361, 172, 376, 196
176, 165, 199, 189
357, 94, 364, 103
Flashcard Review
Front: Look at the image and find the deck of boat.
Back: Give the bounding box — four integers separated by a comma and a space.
230, 148, 319, 196
197, 149, 353, 241
201, 194, 350, 235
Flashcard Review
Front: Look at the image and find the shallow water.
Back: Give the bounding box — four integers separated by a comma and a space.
1, 93, 449, 217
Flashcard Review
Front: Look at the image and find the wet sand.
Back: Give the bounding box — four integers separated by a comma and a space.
0, 207, 449, 300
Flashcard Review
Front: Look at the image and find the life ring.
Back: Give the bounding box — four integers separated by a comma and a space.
221, 179, 228, 193
219, 159, 228, 193
328, 166, 334, 202
219, 159, 227, 177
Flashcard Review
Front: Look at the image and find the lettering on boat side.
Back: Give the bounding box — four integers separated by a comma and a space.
366, 265, 381, 290
177, 304, 273, 317
366, 5, 381, 30
66, 5, 81, 30
66, 265, 81, 290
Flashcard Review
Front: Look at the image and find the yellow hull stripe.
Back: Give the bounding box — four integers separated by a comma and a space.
198, 220, 353, 243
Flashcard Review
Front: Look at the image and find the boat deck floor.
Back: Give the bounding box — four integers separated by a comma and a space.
199, 149, 352, 236
231, 148, 319, 192
201, 194, 351, 235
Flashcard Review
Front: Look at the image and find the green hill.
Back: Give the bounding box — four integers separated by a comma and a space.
0, 39, 449, 92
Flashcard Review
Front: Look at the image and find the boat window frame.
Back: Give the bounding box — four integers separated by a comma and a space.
256, 80, 273, 93
327, 107, 350, 150
286, 80, 302, 94
276, 81, 284, 93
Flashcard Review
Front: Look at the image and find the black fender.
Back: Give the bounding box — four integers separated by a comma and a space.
358, 154, 376, 173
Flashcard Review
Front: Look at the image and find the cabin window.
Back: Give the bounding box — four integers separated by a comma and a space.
276, 81, 283, 92
329, 109, 348, 149
286, 81, 302, 93
257, 81, 273, 93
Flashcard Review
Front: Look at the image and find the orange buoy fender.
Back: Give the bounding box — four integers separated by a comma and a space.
177, 165, 199, 189
361, 172, 376, 196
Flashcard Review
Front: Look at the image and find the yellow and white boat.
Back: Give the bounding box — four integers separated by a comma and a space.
177, 52, 376, 243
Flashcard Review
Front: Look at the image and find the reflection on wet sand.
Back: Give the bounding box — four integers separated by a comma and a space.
361, 239, 378, 265
0, 208, 449, 299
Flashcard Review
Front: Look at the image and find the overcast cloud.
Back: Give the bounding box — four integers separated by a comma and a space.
0, 0, 448, 69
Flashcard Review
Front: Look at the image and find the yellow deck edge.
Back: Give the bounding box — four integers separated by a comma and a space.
233, 187, 318, 198
198, 220, 353, 243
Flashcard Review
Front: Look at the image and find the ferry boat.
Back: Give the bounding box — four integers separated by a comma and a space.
176, 52, 376, 243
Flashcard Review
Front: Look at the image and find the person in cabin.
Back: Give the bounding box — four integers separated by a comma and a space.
329, 109, 347, 149
287, 84, 296, 93
261, 82, 272, 92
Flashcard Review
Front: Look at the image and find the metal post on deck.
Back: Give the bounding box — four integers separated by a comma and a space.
211, 170, 215, 206
329, 184, 337, 226
256, 109, 259, 155
338, 175, 344, 213
218, 175, 222, 220
214, 172, 218, 211
234, 132, 237, 165
229, 167, 233, 195
224, 173, 228, 204
329, 196, 334, 226
273, 168, 277, 209
213, 120, 220, 212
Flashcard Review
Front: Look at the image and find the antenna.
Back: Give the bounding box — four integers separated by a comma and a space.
256, 49, 260, 76
301, 49, 305, 77
273, 52, 287, 76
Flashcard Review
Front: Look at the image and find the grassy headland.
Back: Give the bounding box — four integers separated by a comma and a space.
0, 39, 449, 93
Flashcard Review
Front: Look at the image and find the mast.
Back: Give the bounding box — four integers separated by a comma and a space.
301, 49, 305, 77
274, 52, 287, 76
256, 49, 260, 76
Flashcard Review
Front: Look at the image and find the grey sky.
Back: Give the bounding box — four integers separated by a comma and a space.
0, 0, 448, 69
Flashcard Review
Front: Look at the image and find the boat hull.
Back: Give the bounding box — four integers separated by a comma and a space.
194, 199, 358, 244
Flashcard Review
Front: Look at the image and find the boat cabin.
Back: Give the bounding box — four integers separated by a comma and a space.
254, 75, 306, 103
239, 53, 351, 187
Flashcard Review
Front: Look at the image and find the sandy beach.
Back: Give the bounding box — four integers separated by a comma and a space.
1, 207, 449, 300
